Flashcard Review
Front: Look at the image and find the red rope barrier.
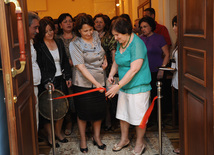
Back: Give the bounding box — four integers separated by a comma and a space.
54, 88, 157, 129
53, 88, 106, 100
139, 96, 158, 129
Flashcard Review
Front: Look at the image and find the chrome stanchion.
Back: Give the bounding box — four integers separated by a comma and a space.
157, 81, 162, 155
48, 84, 56, 155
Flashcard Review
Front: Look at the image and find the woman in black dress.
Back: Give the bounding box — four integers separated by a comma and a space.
69, 14, 107, 153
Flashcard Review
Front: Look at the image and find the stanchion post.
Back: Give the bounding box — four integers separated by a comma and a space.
48, 84, 56, 155
157, 81, 162, 155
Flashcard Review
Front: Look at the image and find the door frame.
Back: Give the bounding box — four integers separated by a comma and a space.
0, 1, 18, 153
0, 0, 38, 154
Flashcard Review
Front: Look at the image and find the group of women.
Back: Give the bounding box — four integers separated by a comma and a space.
34, 11, 178, 154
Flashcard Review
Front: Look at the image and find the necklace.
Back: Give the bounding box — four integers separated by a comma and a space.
121, 35, 131, 49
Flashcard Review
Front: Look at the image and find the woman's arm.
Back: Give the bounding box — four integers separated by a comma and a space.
111, 49, 116, 62
157, 44, 170, 79
75, 64, 104, 92
102, 55, 108, 70
108, 60, 118, 84
106, 59, 143, 98
161, 44, 170, 67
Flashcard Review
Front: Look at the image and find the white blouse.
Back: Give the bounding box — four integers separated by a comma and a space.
30, 39, 41, 86
49, 48, 62, 77
171, 46, 178, 89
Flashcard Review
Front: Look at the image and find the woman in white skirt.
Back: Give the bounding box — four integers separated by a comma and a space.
106, 17, 151, 155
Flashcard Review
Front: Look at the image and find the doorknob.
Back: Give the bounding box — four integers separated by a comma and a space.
4, 0, 26, 78
13, 96, 17, 103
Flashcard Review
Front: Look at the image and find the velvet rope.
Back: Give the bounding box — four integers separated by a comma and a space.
139, 96, 158, 129
53, 88, 106, 100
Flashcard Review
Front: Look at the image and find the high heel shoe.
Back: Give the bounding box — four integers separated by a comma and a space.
48, 141, 60, 148
92, 137, 106, 150
56, 136, 68, 143
80, 147, 88, 153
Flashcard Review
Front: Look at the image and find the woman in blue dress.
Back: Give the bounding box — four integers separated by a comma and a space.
106, 17, 151, 155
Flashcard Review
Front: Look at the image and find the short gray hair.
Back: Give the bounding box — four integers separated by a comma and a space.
28, 11, 40, 27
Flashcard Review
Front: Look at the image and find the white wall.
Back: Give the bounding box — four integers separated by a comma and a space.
94, 0, 116, 19
152, 0, 177, 50
169, 0, 178, 48
121, 0, 138, 25
27, 0, 177, 48
27, 0, 116, 19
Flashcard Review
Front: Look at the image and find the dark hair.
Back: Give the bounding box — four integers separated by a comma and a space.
36, 18, 55, 41
110, 16, 119, 24
57, 13, 73, 35
120, 14, 132, 27
28, 11, 40, 27
144, 8, 156, 17
74, 14, 94, 37
53, 19, 58, 24
139, 16, 156, 32
172, 15, 178, 49
73, 13, 87, 28
43, 16, 54, 22
111, 17, 132, 35
103, 14, 111, 31
93, 13, 110, 32
93, 13, 104, 21
172, 15, 177, 27
109, 16, 119, 35
74, 13, 87, 21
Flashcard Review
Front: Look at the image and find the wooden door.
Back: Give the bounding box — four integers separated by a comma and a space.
178, 0, 214, 154
0, 0, 38, 154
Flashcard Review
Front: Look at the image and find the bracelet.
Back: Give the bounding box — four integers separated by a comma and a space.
161, 64, 166, 67
117, 82, 121, 88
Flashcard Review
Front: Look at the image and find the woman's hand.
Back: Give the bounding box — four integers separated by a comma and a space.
95, 82, 105, 93
102, 57, 108, 70
66, 80, 72, 88
105, 84, 120, 98
45, 83, 55, 91
157, 70, 164, 80
108, 75, 115, 84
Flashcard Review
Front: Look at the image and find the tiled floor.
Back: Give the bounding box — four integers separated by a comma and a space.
39, 115, 179, 155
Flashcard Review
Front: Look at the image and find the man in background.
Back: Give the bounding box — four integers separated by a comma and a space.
144, 8, 172, 50
133, 18, 142, 36
28, 11, 41, 131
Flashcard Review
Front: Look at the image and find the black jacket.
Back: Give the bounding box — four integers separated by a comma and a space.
34, 38, 71, 85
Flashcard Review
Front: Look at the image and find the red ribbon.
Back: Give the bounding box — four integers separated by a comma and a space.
139, 96, 158, 129
53, 88, 106, 100
54, 88, 157, 129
